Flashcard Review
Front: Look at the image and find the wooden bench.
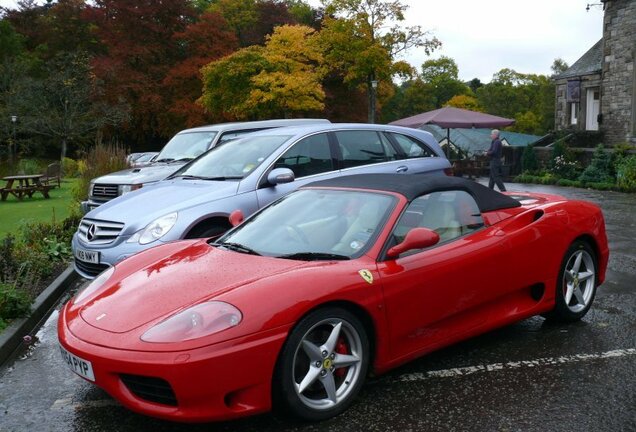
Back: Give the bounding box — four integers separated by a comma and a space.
0, 185, 55, 201
1, 174, 55, 201
1, 186, 36, 200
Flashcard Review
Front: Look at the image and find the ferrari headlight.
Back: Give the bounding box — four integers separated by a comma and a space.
141, 301, 242, 343
118, 184, 143, 195
127, 212, 178, 245
74, 267, 114, 304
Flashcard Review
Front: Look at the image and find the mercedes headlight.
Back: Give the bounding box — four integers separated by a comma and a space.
127, 212, 178, 245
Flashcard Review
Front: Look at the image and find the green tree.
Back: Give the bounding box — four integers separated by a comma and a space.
200, 45, 268, 120
380, 78, 436, 123
446, 94, 482, 111
0, 20, 33, 166
515, 111, 541, 135
247, 25, 325, 117
476, 68, 555, 135
208, 0, 259, 47
318, 0, 440, 122
420, 56, 470, 107
467, 77, 483, 93
200, 25, 324, 119
551, 58, 569, 77
18, 51, 128, 161
521, 144, 539, 173
579, 144, 613, 184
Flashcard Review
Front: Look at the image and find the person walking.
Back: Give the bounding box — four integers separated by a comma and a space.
486, 129, 506, 191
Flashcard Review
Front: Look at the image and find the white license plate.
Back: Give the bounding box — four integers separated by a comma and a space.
60, 345, 95, 382
75, 248, 99, 264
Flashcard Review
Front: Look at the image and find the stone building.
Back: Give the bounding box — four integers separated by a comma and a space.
554, 0, 635, 145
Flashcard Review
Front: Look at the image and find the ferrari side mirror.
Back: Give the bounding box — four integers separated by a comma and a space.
387, 227, 440, 258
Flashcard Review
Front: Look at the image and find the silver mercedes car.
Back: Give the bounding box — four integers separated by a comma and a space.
72, 123, 451, 278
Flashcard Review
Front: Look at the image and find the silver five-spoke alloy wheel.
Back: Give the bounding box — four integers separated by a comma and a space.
276, 307, 369, 421
293, 318, 363, 410
547, 240, 598, 322
562, 248, 596, 313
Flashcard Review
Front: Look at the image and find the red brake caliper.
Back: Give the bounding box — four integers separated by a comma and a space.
335, 338, 348, 377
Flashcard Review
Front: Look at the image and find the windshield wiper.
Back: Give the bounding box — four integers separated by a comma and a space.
203, 176, 243, 180
155, 158, 174, 162
170, 157, 194, 163
277, 252, 350, 261
177, 174, 207, 180
214, 241, 261, 256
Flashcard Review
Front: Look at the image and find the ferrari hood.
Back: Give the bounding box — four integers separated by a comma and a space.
78, 241, 306, 334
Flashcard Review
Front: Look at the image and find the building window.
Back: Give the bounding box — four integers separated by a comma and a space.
570, 102, 578, 125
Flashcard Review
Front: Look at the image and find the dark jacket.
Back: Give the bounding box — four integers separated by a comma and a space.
487, 138, 503, 160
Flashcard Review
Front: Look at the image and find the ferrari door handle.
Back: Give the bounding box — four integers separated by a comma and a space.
396, 166, 408, 173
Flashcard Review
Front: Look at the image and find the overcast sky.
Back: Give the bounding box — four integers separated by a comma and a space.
1, 0, 604, 83
309, 0, 605, 82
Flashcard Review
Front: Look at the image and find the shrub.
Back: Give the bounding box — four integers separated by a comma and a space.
18, 214, 80, 253
521, 144, 539, 173
514, 173, 535, 183
62, 157, 79, 177
550, 140, 580, 179
556, 178, 582, 188
73, 143, 128, 202
16, 159, 43, 175
579, 144, 613, 184
586, 182, 617, 191
43, 237, 73, 261
552, 155, 580, 180
0, 236, 18, 283
0, 283, 31, 322
616, 155, 636, 190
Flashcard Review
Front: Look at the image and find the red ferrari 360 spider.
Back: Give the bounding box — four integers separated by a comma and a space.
58, 174, 609, 423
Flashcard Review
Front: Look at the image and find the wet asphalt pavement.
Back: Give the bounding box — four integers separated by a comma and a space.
1, 182, 635, 432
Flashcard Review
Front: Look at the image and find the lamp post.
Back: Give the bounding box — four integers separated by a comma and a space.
10, 115, 17, 167
369, 79, 378, 124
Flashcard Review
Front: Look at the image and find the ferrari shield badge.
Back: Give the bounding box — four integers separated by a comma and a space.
358, 269, 374, 284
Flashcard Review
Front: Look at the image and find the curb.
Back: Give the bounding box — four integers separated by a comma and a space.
0, 265, 81, 367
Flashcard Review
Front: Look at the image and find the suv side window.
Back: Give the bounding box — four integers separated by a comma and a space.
389, 133, 436, 158
335, 130, 396, 168
274, 133, 334, 178
389, 190, 484, 257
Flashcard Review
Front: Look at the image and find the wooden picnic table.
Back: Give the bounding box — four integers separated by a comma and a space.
0, 174, 55, 201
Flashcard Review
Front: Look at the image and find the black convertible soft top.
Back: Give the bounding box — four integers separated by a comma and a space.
305, 173, 521, 213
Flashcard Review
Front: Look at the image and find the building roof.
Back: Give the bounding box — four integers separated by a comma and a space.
555, 39, 603, 79
306, 173, 521, 212
419, 124, 541, 155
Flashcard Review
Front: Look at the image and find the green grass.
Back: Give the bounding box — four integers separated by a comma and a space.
0, 178, 80, 239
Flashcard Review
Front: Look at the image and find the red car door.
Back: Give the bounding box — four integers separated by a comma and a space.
376, 190, 514, 363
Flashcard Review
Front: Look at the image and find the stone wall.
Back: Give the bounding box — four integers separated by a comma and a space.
555, 74, 602, 131
601, 0, 636, 144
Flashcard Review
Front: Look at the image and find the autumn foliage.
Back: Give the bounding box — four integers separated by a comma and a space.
1, 0, 445, 152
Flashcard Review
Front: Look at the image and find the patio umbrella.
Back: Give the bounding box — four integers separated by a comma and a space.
389, 107, 516, 158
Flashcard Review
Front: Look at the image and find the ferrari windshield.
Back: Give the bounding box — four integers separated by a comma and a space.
216, 189, 396, 259
156, 131, 218, 162
174, 135, 292, 179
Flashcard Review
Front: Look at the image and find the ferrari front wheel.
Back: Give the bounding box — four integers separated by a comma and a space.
275, 307, 369, 421
546, 240, 598, 322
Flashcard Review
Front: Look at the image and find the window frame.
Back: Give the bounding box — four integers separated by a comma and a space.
379, 189, 485, 261
385, 132, 438, 160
